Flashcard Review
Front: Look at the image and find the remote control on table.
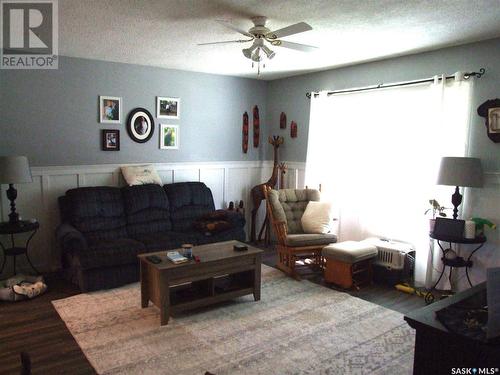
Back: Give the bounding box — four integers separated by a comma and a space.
146, 255, 161, 264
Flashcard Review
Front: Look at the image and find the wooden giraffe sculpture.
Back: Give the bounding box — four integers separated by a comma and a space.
250, 135, 284, 242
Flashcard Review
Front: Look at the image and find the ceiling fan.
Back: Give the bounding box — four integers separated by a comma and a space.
198, 16, 317, 68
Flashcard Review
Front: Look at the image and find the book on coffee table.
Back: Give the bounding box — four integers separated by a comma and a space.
166, 251, 188, 264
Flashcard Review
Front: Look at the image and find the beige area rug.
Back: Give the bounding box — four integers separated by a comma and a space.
52, 265, 415, 375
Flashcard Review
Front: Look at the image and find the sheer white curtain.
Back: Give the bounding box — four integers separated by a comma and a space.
305, 77, 472, 285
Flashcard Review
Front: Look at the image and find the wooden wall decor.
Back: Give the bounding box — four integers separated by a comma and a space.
250, 135, 284, 242
253, 105, 260, 147
290, 121, 298, 138
242, 111, 249, 153
280, 112, 287, 129
477, 98, 500, 143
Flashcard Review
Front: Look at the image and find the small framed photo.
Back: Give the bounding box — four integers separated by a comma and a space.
160, 124, 179, 149
102, 129, 120, 151
99, 96, 121, 123
157, 97, 180, 119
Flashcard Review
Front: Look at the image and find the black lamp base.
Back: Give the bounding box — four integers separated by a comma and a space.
451, 185, 463, 220
6, 183, 19, 224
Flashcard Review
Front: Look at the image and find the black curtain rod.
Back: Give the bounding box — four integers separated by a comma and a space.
305, 68, 485, 99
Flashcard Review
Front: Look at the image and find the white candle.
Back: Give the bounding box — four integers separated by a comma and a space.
464, 221, 476, 239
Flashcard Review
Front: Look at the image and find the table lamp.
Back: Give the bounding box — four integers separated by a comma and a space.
0, 156, 33, 223
437, 157, 483, 220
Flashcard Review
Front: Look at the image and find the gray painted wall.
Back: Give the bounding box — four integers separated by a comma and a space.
0, 56, 267, 166
266, 38, 500, 285
265, 38, 500, 173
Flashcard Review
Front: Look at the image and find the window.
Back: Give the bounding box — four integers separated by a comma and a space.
305, 78, 472, 284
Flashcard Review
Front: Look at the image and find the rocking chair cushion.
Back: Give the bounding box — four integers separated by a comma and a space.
268, 188, 321, 234
285, 233, 337, 247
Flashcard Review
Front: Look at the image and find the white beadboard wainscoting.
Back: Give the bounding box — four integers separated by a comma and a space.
0, 160, 306, 274
1, 160, 496, 282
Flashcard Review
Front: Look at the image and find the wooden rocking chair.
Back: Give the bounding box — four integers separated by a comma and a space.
263, 186, 337, 279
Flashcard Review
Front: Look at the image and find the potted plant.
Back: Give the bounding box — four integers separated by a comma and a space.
425, 199, 449, 232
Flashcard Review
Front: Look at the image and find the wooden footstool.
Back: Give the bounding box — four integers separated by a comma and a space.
322, 241, 378, 290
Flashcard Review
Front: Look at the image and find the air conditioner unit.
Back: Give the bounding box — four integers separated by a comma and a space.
364, 237, 415, 284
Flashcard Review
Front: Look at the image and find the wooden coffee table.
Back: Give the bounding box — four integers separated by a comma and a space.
138, 240, 263, 325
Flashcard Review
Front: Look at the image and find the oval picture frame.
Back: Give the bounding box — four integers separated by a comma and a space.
126, 108, 155, 143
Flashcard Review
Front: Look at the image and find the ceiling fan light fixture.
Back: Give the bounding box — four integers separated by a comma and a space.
251, 48, 262, 62
242, 43, 258, 59
261, 45, 275, 59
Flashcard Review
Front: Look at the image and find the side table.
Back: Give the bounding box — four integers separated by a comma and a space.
425, 232, 486, 303
0, 220, 40, 276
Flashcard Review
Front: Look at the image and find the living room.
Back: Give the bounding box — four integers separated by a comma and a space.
1, 1, 499, 374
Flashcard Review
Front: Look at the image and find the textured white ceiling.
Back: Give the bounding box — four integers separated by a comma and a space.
59, 0, 500, 80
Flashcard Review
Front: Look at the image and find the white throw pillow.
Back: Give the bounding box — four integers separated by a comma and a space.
301, 201, 334, 234
121, 164, 162, 186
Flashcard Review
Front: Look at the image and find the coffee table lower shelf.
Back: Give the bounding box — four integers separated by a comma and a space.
170, 286, 255, 314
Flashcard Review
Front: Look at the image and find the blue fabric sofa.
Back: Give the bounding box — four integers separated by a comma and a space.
56, 182, 245, 291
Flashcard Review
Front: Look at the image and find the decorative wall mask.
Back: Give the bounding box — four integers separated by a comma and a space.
290, 121, 297, 138
242, 111, 249, 153
280, 112, 287, 129
253, 105, 260, 147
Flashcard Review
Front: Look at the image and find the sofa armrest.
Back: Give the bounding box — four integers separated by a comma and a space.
224, 210, 246, 228
56, 223, 88, 253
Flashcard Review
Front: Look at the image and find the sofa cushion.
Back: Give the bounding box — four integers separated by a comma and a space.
70, 238, 146, 270
133, 232, 183, 252
285, 233, 337, 247
164, 182, 215, 232
66, 187, 127, 245
122, 184, 172, 237
134, 231, 214, 251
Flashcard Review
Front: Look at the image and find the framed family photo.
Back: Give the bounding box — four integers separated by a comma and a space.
157, 97, 180, 119
126, 108, 155, 143
160, 124, 179, 149
102, 129, 120, 151
99, 96, 121, 123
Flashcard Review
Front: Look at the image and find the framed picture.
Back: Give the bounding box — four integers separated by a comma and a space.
160, 124, 179, 149
126, 108, 155, 143
157, 97, 180, 119
102, 129, 120, 151
99, 96, 121, 123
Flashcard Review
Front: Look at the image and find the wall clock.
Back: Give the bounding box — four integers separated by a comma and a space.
477, 98, 500, 143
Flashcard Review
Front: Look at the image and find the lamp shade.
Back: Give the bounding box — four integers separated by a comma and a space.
437, 157, 483, 188
0, 156, 32, 184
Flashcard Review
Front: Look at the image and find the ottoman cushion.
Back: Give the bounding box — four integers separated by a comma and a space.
286, 233, 337, 247
322, 240, 377, 263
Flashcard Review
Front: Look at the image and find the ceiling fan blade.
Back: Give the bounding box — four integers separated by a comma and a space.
198, 39, 251, 46
216, 20, 253, 38
272, 40, 318, 52
266, 22, 312, 39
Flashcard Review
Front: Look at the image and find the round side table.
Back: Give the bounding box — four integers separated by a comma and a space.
425, 232, 486, 304
0, 220, 40, 276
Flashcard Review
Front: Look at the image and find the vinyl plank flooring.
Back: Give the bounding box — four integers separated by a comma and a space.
0, 243, 424, 374
260, 244, 427, 315
0, 275, 96, 375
